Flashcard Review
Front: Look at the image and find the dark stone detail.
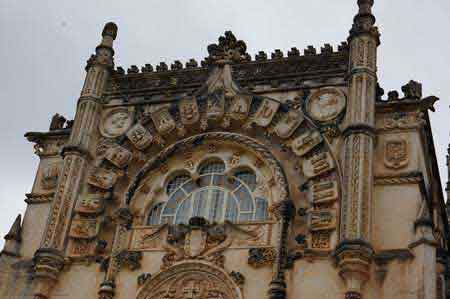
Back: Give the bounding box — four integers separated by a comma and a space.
186, 59, 198, 68
117, 250, 142, 271
61, 145, 91, 160
338, 41, 349, 52
277, 200, 296, 220
255, 51, 268, 61
98, 280, 115, 299
285, 250, 303, 269
102, 22, 118, 40
156, 62, 168, 72
116, 66, 125, 75
141, 64, 153, 73
402, 80, 422, 100
49, 114, 67, 131
333, 239, 374, 263
342, 124, 376, 138
229, 271, 245, 286
128, 65, 139, 74
408, 238, 439, 249
373, 249, 414, 265
137, 273, 151, 286
188, 216, 208, 227
287, 47, 300, 57
295, 234, 307, 245
345, 291, 362, 299
207, 31, 248, 63
114, 207, 133, 227
4, 214, 22, 242
95, 240, 107, 255
171, 60, 183, 71
271, 49, 284, 60
375, 83, 385, 101
414, 217, 434, 230
267, 278, 287, 299
321, 44, 333, 55
304, 46, 316, 56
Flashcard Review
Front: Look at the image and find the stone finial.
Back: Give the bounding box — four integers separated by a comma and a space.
207, 31, 248, 64
116, 66, 125, 75
255, 51, 268, 61
156, 62, 168, 72
387, 91, 399, 101
401, 80, 422, 100
102, 22, 118, 40
271, 49, 284, 59
4, 214, 21, 242
49, 114, 66, 131
186, 59, 198, 68
171, 60, 183, 71
304, 46, 317, 56
141, 64, 153, 73
350, 0, 379, 44
127, 65, 139, 74
321, 44, 333, 55
287, 47, 300, 57
357, 0, 374, 15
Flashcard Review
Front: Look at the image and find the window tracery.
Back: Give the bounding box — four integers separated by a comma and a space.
147, 159, 269, 225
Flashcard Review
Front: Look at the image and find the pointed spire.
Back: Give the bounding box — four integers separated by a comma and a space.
87, 22, 118, 71
4, 214, 22, 242
349, 0, 380, 45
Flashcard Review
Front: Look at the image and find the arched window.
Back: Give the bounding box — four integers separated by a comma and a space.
147, 159, 269, 225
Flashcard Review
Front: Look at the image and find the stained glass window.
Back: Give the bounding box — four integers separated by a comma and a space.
147, 159, 269, 225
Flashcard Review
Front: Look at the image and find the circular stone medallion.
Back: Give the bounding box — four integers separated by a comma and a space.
306, 88, 346, 122
100, 107, 134, 138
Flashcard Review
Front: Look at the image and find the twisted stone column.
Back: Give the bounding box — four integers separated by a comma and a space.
32, 23, 118, 299
336, 1, 380, 298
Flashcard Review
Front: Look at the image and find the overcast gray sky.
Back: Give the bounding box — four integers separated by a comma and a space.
1, 1, 449, 248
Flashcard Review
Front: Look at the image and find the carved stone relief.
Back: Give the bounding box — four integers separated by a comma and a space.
105, 145, 132, 168
136, 262, 242, 299
207, 89, 226, 120
274, 109, 304, 139
100, 107, 134, 138
309, 180, 338, 205
247, 247, 277, 268
289, 130, 323, 157
229, 94, 252, 120
302, 152, 335, 179
41, 163, 61, 190
69, 217, 99, 239
180, 97, 200, 125
252, 98, 280, 127
87, 167, 119, 190
126, 123, 154, 150
150, 104, 176, 135
384, 138, 409, 169
306, 88, 346, 122
308, 210, 336, 231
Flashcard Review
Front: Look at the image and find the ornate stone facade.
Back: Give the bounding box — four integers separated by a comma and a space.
1, 3, 449, 299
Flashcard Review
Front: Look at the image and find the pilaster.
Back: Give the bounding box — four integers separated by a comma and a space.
338, 1, 380, 298
32, 22, 118, 299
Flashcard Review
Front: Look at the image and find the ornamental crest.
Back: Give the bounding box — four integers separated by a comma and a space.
179, 97, 200, 125
253, 98, 280, 127
229, 94, 252, 120
384, 139, 409, 169
274, 109, 304, 139
150, 104, 176, 135
127, 123, 153, 150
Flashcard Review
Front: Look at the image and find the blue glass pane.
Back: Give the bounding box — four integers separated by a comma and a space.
199, 161, 225, 174
238, 212, 253, 222
162, 189, 185, 215
235, 185, 254, 212
225, 176, 240, 191
175, 195, 192, 224
193, 189, 208, 218
198, 175, 212, 187
209, 189, 225, 222
182, 180, 196, 194
212, 174, 226, 186
235, 171, 257, 190
225, 195, 238, 222
255, 197, 269, 220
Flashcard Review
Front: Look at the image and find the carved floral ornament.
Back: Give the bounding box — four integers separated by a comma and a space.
137, 261, 243, 299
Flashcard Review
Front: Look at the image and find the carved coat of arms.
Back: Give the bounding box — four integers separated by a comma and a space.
179, 97, 200, 125
384, 139, 409, 169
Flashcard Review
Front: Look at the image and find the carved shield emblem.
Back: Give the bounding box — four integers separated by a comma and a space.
302, 152, 335, 179
87, 167, 119, 190
100, 107, 134, 138
384, 139, 409, 169
290, 130, 323, 156
105, 145, 132, 168
274, 110, 304, 139
179, 97, 200, 125
253, 99, 280, 127
75, 192, 108, 214
151, 105, 176, 135
126, 123, 153, 150
308, 210, 336, 231
69, 218, 99, 239
229, 94, 252, 120
41, 163, 61, 190
306, 88, 346, 122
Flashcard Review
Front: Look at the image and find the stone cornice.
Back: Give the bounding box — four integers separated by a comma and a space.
25, 192, 54, 204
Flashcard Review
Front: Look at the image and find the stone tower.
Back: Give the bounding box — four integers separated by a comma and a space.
1, 1, 449, 299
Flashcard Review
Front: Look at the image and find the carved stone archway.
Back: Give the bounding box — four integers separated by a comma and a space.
136, 261, 243, 299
